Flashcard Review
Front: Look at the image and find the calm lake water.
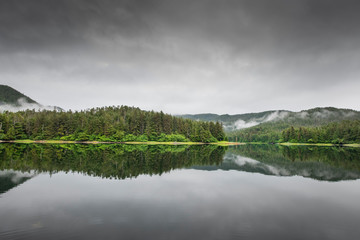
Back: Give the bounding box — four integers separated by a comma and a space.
1, 144, 360, 240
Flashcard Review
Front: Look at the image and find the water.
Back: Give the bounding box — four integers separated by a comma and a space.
1, 144, 360, 240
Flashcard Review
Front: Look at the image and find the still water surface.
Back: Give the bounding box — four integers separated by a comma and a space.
1, 144, 360, 239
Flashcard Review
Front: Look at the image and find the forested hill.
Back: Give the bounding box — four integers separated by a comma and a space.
181, 107, 360, 131
226, 107, 360, 143
181, 111, 278, 130
0, 85, 63, 112
0, 106, 226, 143
0, 85, 37, 106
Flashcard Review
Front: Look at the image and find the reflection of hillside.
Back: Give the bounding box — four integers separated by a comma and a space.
193, 145, 360, 181
0, 170, 35, 194
0, 144, 226, 180
2, 143, 358, 182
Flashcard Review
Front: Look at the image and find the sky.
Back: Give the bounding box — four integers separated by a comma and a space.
1, 0, 360, 114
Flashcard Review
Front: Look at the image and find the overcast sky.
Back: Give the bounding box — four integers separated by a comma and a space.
1, 0, 360, 114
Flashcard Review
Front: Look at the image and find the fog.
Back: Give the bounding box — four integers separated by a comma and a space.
0, 98, 59, 112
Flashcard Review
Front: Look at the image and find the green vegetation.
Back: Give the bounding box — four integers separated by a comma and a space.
0, 106, 226, 143
281, 120, 360, 144
181, 110, 279, 124
183, 107, 360, 144
0, 85, 37, 106
2, 143, 360, 182
227, 121, 287, 143
181, 107, 360, 132
0, 143, 226, 180
228, 120, 360, 144
225, 144, 360, 181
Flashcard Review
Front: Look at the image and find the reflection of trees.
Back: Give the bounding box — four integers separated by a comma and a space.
0, 144, 226, 180
229, 144, 360, 171
226, 144, 360, 181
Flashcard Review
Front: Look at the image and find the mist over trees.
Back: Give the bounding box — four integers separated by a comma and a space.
225, 107, 360, 144
228, 120, 360, 144
0, 85, 37, 106
0, 106, 225, 143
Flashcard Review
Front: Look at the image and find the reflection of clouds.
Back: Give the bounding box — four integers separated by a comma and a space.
225, 152, 360, 181
0, 170, 360, 239
32, 221, 44, 229
228, 155, 290, 176
233, 156, 259, 166
266, 165, 290, 176
0, 170, 36, 184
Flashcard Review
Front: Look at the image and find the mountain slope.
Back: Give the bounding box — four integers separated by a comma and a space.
0, 85, 62, 112
181, 107, 360, 131
226, 108, 360, 143
0, 85, 37, 106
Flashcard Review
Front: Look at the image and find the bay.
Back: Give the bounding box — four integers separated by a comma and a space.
1, 144, 360, 240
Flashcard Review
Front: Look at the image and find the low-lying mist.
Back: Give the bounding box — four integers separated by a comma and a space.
0, 98, 59, 112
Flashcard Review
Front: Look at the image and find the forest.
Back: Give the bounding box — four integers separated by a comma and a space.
228, 120, 360, 144
0, 106, 226, 143
281, 120, 360, 144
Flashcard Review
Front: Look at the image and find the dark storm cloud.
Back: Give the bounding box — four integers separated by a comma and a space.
1, 0, 360, 113
0, 0, 149, 52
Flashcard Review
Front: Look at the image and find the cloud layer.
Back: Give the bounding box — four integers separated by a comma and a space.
1, 0, 360, 114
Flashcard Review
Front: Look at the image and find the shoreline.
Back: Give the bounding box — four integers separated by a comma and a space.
1, 140, 358, 147
278, 142, 360, 148
0, 139, 244, 146
241, 142, 360, 148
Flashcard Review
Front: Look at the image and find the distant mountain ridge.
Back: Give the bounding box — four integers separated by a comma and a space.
0, 85, 62, 112
180, 107, 360, 131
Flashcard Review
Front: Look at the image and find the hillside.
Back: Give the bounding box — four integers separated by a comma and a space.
181, 107, 360, 131
0, 85, 62, 112
181, 110, 280, 130
0, 85, 37, 106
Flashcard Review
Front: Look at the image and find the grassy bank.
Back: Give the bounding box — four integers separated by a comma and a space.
277, 142, 360, 147
216, 141, 360, 147
0, 139, 242, 146
3, 140, 357, 147
278, 142, 334, 147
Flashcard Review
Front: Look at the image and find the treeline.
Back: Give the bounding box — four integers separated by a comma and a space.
228, 120, 360, 144
0, 106, 225, 142
281, 120, 360, 144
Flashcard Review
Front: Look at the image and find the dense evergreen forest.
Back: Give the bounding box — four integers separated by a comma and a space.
281, 120, 360, 144
0, 106, 225, 143
228, 120, 360, 144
